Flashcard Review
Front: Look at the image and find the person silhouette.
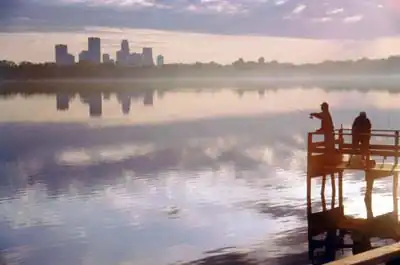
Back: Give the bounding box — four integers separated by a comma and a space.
310, 102, 335, 152
352, 111, 371, 161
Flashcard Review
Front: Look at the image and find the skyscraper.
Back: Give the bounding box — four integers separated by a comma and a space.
103, 54, 113, 64
55, 44, 74, 65
88, 37, 101, 64
116, 40, 130, 65
127, 53, 143, 66
157, 55, 164, 67
55, 45, 67, 64
121, 40, 130, 54
142, 47, 154, 67
79, 51, 89, 62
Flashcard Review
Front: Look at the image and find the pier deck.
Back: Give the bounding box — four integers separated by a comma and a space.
307, 128, 400, 264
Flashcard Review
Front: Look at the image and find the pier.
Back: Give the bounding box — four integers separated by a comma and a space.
307, 128, 400, 264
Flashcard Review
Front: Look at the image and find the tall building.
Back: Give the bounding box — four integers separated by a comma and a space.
103, 54, 113, 64
55, 45, 67, 64
55, 44, 74, 65
156, 55, 164, 67
79, 50, 89, 63
127, 53, 143, 66
88, 37, 101, 64
142, 47, 154, 66
121, 40, 130, 54
116, 40, 130, 65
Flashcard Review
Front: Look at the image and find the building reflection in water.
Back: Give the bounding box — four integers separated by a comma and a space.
55, 90, 156, 117
143, 90, 154, 106
116, 93, 132, 115
103, 92, 111, 101
258, 89, 265, 98
80, 93, 103, 117
56, 93, 72, 111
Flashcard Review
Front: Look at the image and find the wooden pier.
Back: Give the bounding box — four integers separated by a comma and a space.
307, 128, 400, 264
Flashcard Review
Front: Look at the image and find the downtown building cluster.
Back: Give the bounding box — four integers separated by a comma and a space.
55, 37, 164, 67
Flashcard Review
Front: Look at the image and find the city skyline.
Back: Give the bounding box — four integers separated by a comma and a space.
3, 1, 400, 64
2, 27, 400, 65
55, 37, 162, 66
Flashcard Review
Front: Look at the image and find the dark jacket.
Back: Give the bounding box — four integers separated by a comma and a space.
313, 111, 334, 132
352, 116, 371, 135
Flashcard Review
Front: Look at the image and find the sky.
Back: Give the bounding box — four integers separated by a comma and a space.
1, 0, 400, 64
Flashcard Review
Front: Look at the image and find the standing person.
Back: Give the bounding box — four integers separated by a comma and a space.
310, 102, 335, 152
352, 111, 371, 161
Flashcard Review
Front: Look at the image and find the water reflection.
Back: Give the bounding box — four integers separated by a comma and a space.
116, 93, 132, 115
56, 93, 72, 111
1, 84, 400, 264
55, 90, 155, 117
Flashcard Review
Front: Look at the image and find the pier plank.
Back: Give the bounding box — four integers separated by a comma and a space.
325, 243, 400, 265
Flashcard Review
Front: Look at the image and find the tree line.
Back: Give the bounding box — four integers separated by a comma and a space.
1, 56, 400, 80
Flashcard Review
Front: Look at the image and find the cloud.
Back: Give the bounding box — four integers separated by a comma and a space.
343, 15, 364, 23
33, 0, 170, 9
184, 0, 246, 15
0, 0, 399, 39
326, 8, 344, 15
292, 5, 306, 14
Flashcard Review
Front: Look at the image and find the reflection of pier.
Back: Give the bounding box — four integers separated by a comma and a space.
307, 129, 400, 264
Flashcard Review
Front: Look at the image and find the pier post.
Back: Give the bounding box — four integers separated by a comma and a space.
322, 174, 327, 211
331, 173, 336, 209
338, 171, 344, 215
394, 172, 398, 222
364, 172, 374, 220
307, 132, 313, 262
307, 132, 312, 216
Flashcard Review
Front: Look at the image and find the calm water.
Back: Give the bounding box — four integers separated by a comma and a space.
0, 84, 400, 265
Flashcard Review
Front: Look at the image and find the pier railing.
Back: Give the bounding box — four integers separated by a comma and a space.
308, 128, 400, 165
307, 128, 400, 265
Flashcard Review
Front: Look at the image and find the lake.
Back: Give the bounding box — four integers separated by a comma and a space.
0, 83, 399, 265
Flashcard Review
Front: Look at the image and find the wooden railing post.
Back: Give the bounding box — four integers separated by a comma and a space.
396, 129, 399, 160
306, 132, 313, 262
338, 126, 343, 153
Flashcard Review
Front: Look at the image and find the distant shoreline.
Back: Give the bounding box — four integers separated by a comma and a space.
2, 73, 400, 82
2, 74, 400, 95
